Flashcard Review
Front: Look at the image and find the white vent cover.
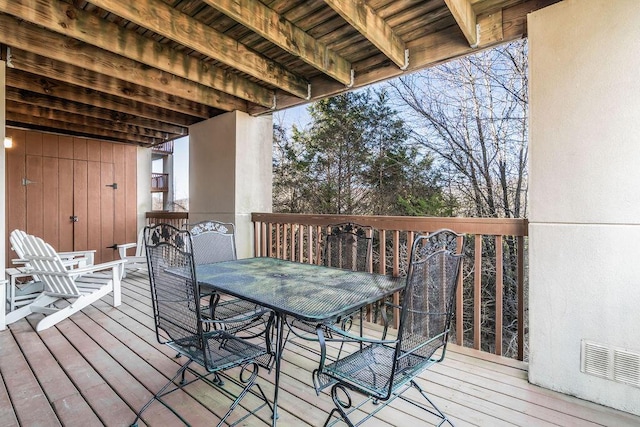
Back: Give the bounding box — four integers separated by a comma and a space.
581, 340, 640, 387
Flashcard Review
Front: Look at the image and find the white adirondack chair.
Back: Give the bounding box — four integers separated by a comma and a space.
7, 229, 97, 311
5, 233, 125, 332
116, 228, 148, 279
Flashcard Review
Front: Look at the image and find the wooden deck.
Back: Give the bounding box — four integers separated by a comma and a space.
1, 271, 639, 427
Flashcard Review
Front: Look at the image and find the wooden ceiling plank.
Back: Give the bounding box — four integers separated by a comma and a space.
444, 0, 479, 47
249, 0, 559, 116
323, 0, 407, 69
7, 112, 158, 145
6, 86, 187, 136
87, 0, 310, 99
6, 71, 199, 128
6, 100, 181, 141
203, 0, 352, 85
0, 0, 275, 108
8, 48, 214, 119
0, 14, 247, 113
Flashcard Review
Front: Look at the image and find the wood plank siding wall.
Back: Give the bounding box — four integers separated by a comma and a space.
5, 129, 137, 265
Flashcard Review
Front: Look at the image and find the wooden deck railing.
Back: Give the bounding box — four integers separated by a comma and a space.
252, 213, 529, 361
151, 173, 169, 192
145, 211, 188, 228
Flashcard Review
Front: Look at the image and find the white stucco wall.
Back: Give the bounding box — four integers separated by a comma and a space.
137, 147, 152, 231
189, 111, 273, 258
528, 0, 640, 415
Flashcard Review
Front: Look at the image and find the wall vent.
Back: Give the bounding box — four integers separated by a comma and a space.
581, 340, 640, 387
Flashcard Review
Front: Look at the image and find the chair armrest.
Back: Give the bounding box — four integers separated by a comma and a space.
321, 323, 397, 345
117, 243, 137, 259
65, 259, 127, 276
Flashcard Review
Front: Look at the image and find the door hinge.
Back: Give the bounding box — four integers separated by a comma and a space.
105, 183, 118, 189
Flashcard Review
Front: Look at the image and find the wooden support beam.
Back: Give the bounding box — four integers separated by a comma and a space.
6, 112, 158, 145
0, 14, 247, 113
204, 0, 352, 85
88, 0, 310, 99
6, 100, 178, 141
7, 49, 215, 119
444, 0, 479, 47
323, 0, 407, 69
6, 70, 199, 128
0, 0, 275, 108
6, 87, 187, 136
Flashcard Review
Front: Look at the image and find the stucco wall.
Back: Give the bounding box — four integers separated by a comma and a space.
528, 0, 640, 415
189, 111, 273, 258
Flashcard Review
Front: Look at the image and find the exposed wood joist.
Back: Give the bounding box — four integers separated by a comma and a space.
7, 49, 216, 119
88, 0, 311, 99
204, 0, 353, 86
323, 0, 408, 69
0, 14, 247, 113
6, 70, 199, 128
7, 112, 158, 145
6, 87, 187, 136
248, 0, 559, 115
0, 1, 276, 109
6, 100, 178, 141
444, 0, 479, 47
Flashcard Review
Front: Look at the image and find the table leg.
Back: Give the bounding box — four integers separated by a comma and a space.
271, 313, 285, 425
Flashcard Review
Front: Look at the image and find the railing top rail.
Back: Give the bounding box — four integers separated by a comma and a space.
251, 212, 528, 236
146, 211, 189, 220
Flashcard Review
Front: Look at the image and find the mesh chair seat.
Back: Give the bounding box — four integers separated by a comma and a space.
170, 329, 273, 372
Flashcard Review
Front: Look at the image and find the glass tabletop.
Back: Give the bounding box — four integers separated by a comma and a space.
196, 257, 405, 322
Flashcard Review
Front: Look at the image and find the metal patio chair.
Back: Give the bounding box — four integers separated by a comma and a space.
131, 224, 274, 427
285, 222, 373, 343
312, 237, 463, 427
185, 220, 272, 336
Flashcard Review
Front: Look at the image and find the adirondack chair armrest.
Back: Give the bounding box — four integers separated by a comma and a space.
66, 259, 127, 277
117, 243, 137, 258
58, 250, 96, 266
11, 258, 29, 267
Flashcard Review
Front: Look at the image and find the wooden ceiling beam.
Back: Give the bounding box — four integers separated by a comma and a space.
88, 0, 310, 99
203, 0, 353, 86
6, 70, 199, 128
7, 49, 215, 119
6, 100, 179, 141
0, 0, 275, 108
0, 14, 247, 113
323, 0, 408, 69
5, 89, 187, 136
444, 0, 479, 47
6, 112, 158, 146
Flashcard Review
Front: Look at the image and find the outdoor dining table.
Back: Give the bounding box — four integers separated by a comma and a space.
195, 256, 405, 426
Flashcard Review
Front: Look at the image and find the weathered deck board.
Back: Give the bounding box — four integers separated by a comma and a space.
1, 270, 639, 427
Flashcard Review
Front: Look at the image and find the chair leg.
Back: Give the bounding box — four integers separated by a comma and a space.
404, 380, 454, 427
216, 362, 273, 427
130, 360, 193, 427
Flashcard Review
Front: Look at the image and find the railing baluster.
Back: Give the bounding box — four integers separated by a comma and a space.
393, 230, 400, 329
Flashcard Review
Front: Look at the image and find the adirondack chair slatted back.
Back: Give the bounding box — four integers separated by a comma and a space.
22, 234, 81, 298
9, 229, 29, 260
